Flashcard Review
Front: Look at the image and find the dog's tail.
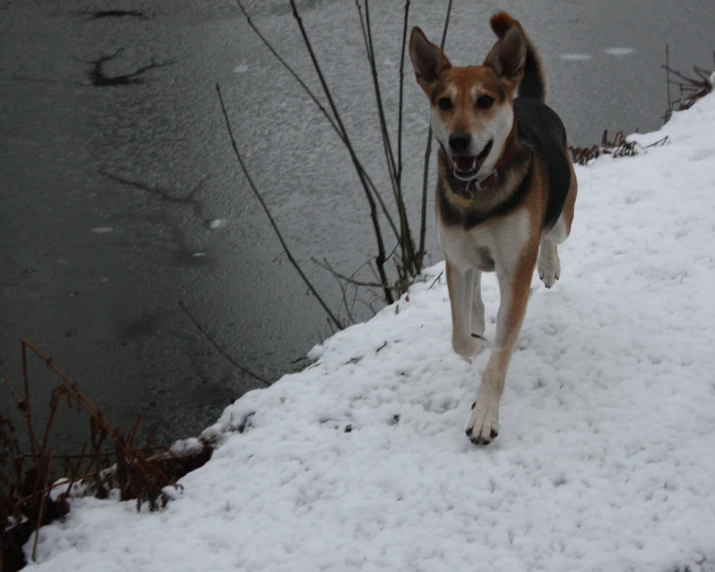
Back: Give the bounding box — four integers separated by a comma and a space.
490, 12, 547, 102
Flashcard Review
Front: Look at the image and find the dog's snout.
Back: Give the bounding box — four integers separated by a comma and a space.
449, 133, 471, 155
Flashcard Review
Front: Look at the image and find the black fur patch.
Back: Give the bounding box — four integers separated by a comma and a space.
518, 42, 546, 102
437, 149, 533, 231
514, 98, 570, 230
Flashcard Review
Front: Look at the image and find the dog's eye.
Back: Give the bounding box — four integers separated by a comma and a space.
438, 97, 453, 111
476, 95, 494, 109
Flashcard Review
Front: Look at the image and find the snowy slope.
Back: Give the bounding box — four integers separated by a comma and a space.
27, 95, 715, 572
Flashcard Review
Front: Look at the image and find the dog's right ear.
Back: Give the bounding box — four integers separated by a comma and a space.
483, 19, 526, 84
409, 27, 451, 95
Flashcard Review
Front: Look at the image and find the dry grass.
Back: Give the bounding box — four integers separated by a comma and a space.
570, 50, 712, 167
569, 129, 641, 166
1, 341, 217, 572
663, 48, 714, 123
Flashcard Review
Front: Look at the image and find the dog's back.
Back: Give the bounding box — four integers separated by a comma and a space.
492, 13, 571, 231
515, 99, 570, 230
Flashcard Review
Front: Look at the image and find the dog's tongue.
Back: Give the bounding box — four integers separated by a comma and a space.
456, 156, 477, 172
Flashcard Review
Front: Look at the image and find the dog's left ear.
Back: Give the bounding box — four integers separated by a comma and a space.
483, 25, 526, 83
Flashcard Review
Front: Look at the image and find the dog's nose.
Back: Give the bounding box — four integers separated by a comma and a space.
449, 133, 471, 154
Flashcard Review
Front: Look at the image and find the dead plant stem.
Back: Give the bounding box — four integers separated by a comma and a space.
234, 0, 399, 241
215, 84, 346, 328
177, 300, 270, 385
288, 0, 394, 303
418, 0, 453, 264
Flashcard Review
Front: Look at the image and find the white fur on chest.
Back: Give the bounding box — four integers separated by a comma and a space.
437, 209, 531, 273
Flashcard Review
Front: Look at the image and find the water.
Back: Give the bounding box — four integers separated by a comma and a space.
1, 0, 713, 453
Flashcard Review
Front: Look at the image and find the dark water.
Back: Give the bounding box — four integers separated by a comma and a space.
1, 0, 713, 453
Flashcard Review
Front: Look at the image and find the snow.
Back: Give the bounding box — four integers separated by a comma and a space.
559, 53, 593, 61
25, 94, 715, 571
207, 218, 229, 230
603, 47, 636, 57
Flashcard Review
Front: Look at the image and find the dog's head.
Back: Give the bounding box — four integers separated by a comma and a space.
409, 13, 527, 180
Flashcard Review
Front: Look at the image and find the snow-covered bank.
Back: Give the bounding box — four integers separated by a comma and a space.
27, 94, 715, 571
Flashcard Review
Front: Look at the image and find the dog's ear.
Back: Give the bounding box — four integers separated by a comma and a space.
409, 27, 451, 94
483, 24, 526, 83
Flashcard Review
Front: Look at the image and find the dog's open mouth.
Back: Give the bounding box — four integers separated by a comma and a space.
452, 140, 493, 178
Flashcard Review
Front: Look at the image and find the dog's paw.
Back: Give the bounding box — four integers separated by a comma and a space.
538, 247, 561, 289
452, 334, 488, 360
465, 396, 500, 445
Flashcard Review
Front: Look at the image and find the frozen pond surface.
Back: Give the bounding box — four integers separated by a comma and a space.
1, 0, 714, 450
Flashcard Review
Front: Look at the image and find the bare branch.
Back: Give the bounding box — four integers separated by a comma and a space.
397, 0, 411, 186
357, 0, 418, 277
287, 0, 394, 303
311, 257, 387, 289
418, 0, 453, 266
216, 84, 345, 329
178, 301, 270, 386
429, 271, 444, 289
234, 0, 399, 241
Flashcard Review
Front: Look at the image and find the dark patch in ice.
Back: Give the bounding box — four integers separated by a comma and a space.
87, 48, 172, 87
85, 10, 149, 20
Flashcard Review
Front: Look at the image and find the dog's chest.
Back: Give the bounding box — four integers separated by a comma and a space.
438, 224, 496, 272
437, 209, 531, 273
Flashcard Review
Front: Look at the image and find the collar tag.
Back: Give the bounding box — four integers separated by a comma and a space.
448, 169, 498, 207
449, 193, 474, 208
447, 141, 516, 208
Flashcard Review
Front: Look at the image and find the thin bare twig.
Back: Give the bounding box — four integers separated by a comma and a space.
234, 0, 399, 241
287, 0, 394, 303
397, 0, 411, 188
429, 270, 444, 289
644, 135, 669, 148
311, 257, 387, 289
330, 271, 355, 326
356, 298, 380, 317
438, 1, 453, 50
661, 49, 713, 122
178, 300, 270, 385
215, 84, 345, 328
665, 45, 672, 123
31, 452, 52, 562
661, 64, 704, 85
418, 0, 453, 267
21, 340, 40, 464
357, 0, 418, 278
357, 1, 399, 196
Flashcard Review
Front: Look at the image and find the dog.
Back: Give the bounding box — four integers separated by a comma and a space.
409, 12, 577, 445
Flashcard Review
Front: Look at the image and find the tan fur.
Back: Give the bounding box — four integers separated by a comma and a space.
412, 13, 578, 445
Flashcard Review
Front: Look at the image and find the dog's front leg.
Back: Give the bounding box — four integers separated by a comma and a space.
466, 250, 537, 445
446, 260, 486, 359
471, 270, 486, 337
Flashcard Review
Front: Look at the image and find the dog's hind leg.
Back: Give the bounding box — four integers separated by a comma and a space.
537, 231, 561, 289
539, 157, 577, 288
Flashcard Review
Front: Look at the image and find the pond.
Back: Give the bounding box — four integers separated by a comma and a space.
1, 0, 713, 454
